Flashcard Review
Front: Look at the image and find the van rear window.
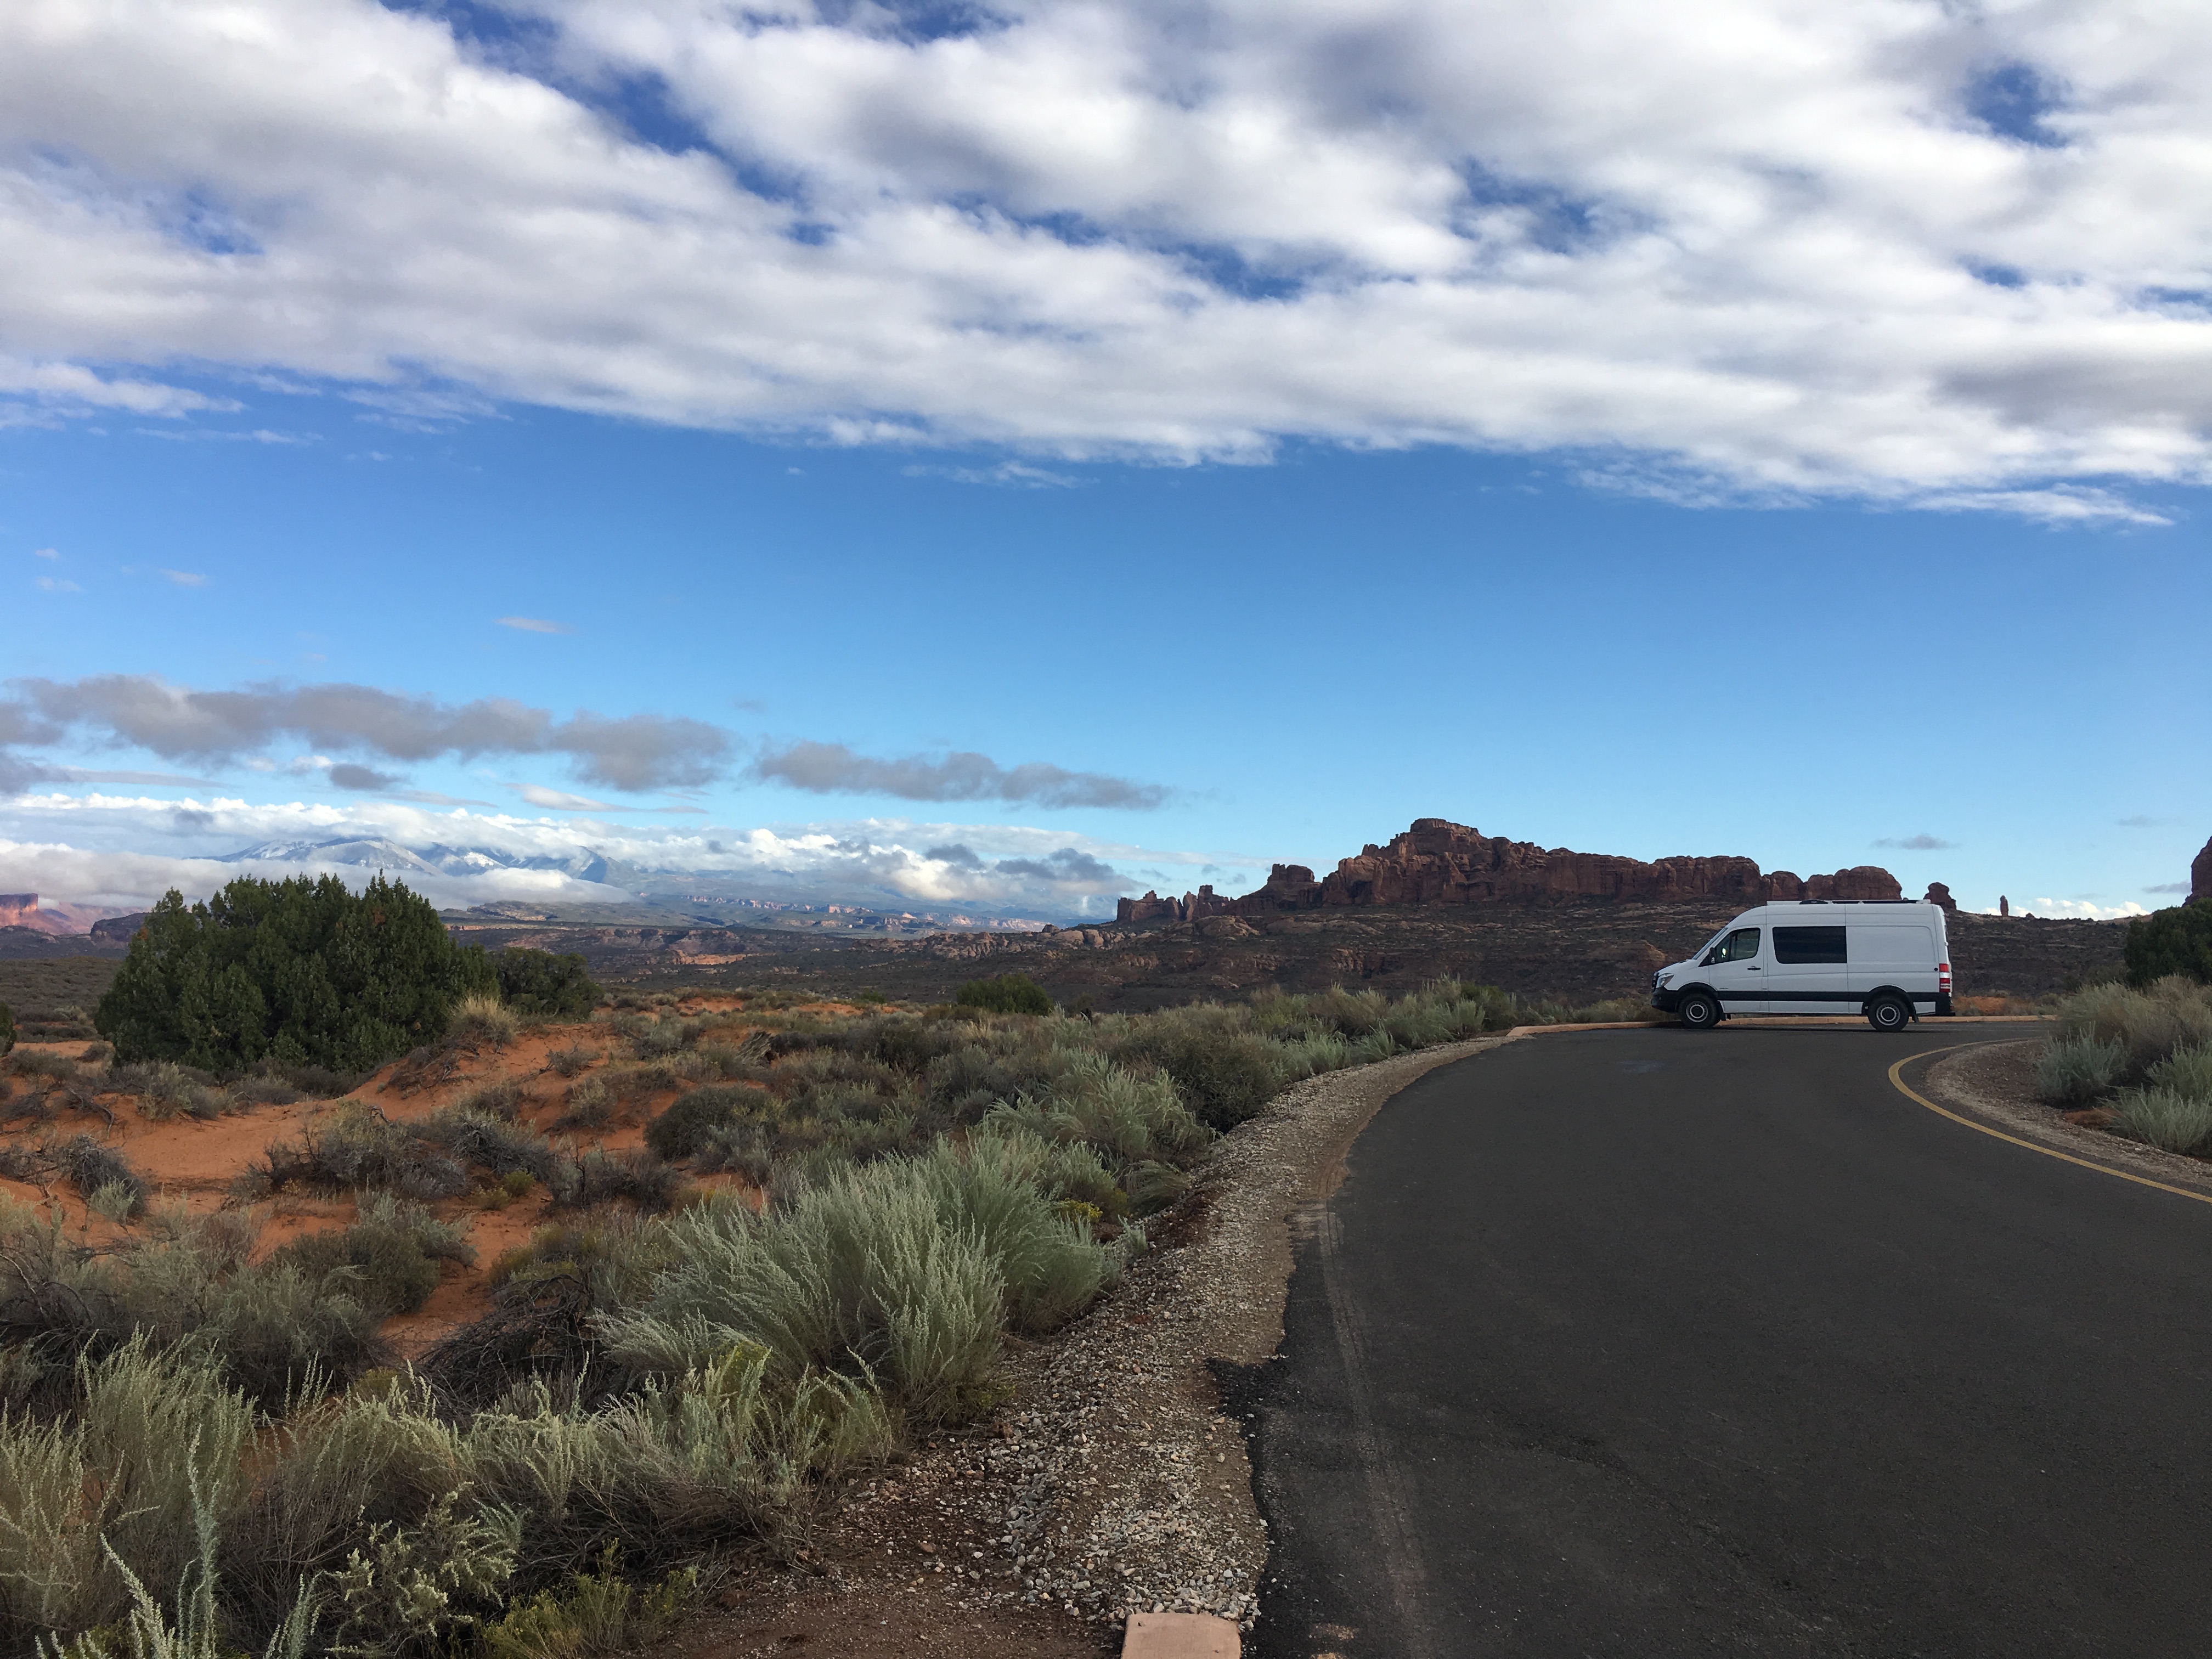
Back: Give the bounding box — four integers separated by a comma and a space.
1774, 926, 1848, 964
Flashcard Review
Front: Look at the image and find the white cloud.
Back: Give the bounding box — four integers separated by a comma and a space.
31, 548, 58, 560
2021, 896, 2151, 919
36, 575, 81, 592
0, 1, 2208, 504
496, 617, 574, 634
514, 783, 613, 810
156, 568, 207, 586
0, 791, 1251, 916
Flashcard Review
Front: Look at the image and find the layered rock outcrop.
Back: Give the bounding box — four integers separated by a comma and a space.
2194, 836, 2211, 905
1116, 819, 1905, 923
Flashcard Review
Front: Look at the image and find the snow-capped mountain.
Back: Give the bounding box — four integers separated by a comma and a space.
219, 838, 614, 884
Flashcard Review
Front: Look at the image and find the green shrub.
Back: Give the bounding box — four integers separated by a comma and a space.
50, 1136, 149, 1217
95, 876, 492, 1074
2109, 1087, 2212, 1155
478, 1547, 692, 1659
546, 1046, 595, 1080
643, 1087, 750, 1160
2035, 1036, 2123, 1106
271, 1195, 475, 1317
2052, 977, 2212, 1081
1115, 1008, 1284, 1131
0, 1000, 13, 1056
2148, 1043, 2212, 1105
490, 950, 602, 1022
954, 973, 1054, 1016
2125, 902, 2212, 987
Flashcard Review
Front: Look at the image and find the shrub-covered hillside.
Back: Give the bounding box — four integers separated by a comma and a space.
0, 969, 1639, 1658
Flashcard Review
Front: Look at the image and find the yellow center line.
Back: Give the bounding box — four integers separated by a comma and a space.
1888, 1046, 2212, 1209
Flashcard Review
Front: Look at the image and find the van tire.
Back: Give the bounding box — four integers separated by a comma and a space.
1865, 995, 1911, 1032
1678, 991, 1721, 1030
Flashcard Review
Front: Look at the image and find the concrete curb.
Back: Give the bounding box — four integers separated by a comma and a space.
1123, 1611, 1241, 1657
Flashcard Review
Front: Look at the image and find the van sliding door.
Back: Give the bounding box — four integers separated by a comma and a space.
1767, 925, 1853, 1013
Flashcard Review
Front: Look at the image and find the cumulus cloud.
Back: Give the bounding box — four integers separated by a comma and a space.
3, 674, 730, 792
1875, 834, 1957, 851
2, 1, 2211, 503
753, 741, 1169, 809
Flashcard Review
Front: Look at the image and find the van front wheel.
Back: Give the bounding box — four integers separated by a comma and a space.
1678, 992, 1720, 1030
1866, 995, 1912, 1032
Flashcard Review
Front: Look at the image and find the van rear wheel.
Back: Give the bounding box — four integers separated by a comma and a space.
1866, 995, 1911, 1032
1678, 992, 1720, 1030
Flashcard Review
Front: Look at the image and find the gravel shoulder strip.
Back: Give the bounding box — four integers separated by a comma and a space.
1925, 1038, 2212, 1198
671, 1033, 1515, 1658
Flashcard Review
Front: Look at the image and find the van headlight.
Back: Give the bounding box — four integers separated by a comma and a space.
1653, 970, 1673, 990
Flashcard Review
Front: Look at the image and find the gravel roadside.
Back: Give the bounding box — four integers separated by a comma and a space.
670, 1031, 1518, 1657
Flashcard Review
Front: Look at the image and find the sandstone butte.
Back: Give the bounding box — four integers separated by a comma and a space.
1118, 818, 1927, 924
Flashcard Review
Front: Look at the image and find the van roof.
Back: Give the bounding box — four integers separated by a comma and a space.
1762, 899, 1931, 907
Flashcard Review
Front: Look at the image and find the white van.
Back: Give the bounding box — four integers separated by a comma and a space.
1650, 900, 1953, 1031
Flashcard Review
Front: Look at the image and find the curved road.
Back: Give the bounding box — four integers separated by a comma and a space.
1238, 1026, 2212, 1658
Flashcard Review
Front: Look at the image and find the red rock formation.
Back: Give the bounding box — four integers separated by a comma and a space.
1116, 820, 1908, 921
1114, 883, 1241, 924
0, 895, 34, 928
1922, 882, 1957, 913
2193, 836, 2211, 905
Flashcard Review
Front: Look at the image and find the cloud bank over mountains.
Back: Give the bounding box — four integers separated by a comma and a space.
3, 0, 2210, 511
0, 791, 1213, 918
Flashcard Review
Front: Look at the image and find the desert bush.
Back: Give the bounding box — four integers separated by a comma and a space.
2051, 977, 2212, 1081
554, 1149, 682, 1213
0, 999, 12, 1056
2125, 901, 2212, 987
555, 1077, 614, 1131
2035, 1036, 2123, 1106
453, 1081, 522, 1120
0, 1336, 254, 1648
2147, 1043, 2212, 1105
953, 973, 1054, 1017
50, 1136, 149, 1217
2109, 1087, 2212, 1156
547, 1046, 596, 1080
1115, 1008, 1284, 1131
421, 1108, 561, 1188
491, 950, 602, 1022
8, 1049, 81, 1081
478, 1546, 693, 1659
605, 1138, 1115, 1424
272, 1195, 475, 1317
643, 1087, 752, 1161
96, 876, 493, 1074
985, 1053, 1208, 1198
250, 1107, 469, 1202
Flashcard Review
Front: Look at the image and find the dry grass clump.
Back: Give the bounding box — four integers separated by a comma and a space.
448, 992, 520, 1050
546, 1045, 596, 1080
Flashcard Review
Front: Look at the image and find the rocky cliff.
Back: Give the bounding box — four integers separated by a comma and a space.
2194, 836, 2211, 905
1117, 818, 1905, 923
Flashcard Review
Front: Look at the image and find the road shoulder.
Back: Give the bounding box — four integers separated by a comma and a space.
1923, 1037, 2212, 1199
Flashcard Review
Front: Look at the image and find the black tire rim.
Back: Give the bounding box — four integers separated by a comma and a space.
1873, 1000, 1905, 1030
1684, 997, 1716, 1028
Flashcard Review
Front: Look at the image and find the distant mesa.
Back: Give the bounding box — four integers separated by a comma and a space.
0, 892, 134, 937
1118, 819, 1906, 923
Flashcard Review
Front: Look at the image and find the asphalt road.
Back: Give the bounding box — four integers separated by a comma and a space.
1237, 1026, 2212, 1658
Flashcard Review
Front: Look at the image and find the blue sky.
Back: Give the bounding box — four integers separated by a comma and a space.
3, 0, 2209, 922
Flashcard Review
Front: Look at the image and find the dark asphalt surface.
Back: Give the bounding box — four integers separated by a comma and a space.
1236, 1026, 2212, 1658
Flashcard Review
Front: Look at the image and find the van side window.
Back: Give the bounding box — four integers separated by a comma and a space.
1774, 926, 1848, 964
1705, 928, 1760, 965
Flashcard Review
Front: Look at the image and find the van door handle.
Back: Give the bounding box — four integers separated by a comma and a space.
1746, 966, 1761, 971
